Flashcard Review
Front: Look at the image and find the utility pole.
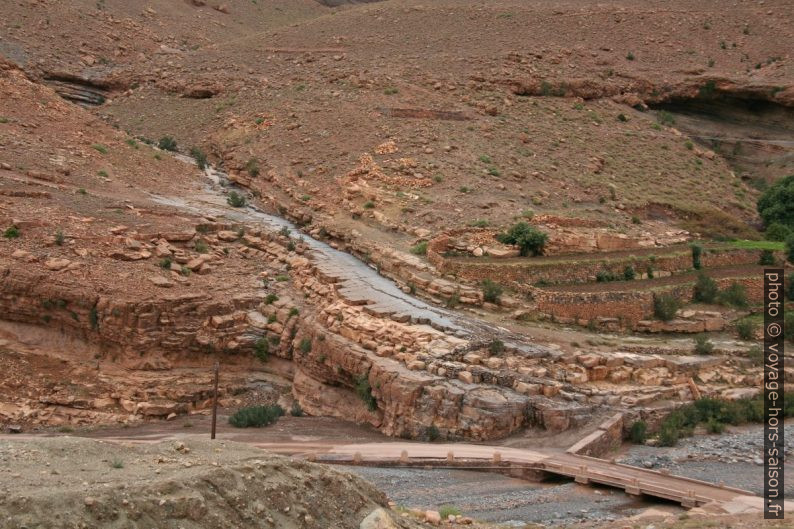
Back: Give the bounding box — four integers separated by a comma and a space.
211, 361, 219, 440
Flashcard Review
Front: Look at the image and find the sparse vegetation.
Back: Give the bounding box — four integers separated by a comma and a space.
91, 143, 108, 154
694, 335, 714, 355
245, 157, 260, 177
254, 338, 269, 362
109, 458, 124, 469
496, 222, 548, 256
481, 279, 503, 303
158, 136, 177, 151
653, 293, 680, 321
190, 146, 208, 169
227, 191, 246, 208
410, 241, 428, 255
736, 318, 757, 340
3, 225, 20, 238
54, 229, 65, 246
439, 506, 461, 519
265, 293, 279, 304
229, 405, 284, 428
692, 272, 718, 303
299, 338, 312, 354
758, 174, 794, 230
363, 200, 375, 209
690, 243, 703, 270
355, 374, 377, 411
759, 249, 776, 265
194, 240, 209, 253
629, 420, 647, 444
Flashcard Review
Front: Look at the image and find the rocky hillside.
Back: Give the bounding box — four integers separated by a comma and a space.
0, 437, 421, 529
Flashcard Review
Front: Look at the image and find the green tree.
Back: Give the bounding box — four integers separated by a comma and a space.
758, 174, 794, 229
497, 222, 548, 256
692, 272, 718, 303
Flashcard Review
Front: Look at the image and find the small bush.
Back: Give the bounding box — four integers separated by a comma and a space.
759, 249, 776, 265
92, 143, 108, 154
736, 319, 757, 340
629, 421, 647, 444
410, 241, 428, 255
706, 418, 726, 434
265, 293, 279, 304
694, 335, 714, 355
227, 191, 246, 208
623, 265, 636, 280
786, 234, 794, 263
363, 201, 375, 209
446, 290, 460, 308
657, 423, 680, 447
299, 338, 312, 354
110, 458, 124, 469
54, 229, 65, 246
481, 279, 503, 303
425, 425, 440, 442
4, 225, 20, 238
158, 136, 177, 151
355, 374, 377, 411
717, 282, 748, 308
290, 402, 304, 417
276, 274, 289, 282
658, 110, 676, 126
439, 506, 461, 519
497, 222, 548, 256
478, 155, 492, 164
229, 405, 284, 428
245, 157, 260, 177
488, 339, 505, 354
159, 257, 172, 269
596, 270, 616, 282
626, 51, 635, 61
691, 243, 703, 269
254, 338, 269, 362
653, 293, 680, 321
692, 273, 718, 303
194, 240, 209, 253
765, 222, 792, 242
190, 147, 208, 169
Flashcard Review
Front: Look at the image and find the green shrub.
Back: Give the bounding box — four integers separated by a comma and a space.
439, 506, 461, 519
446, 290, 460, 308
692, 272, 718, 303
54, 229, 65, 246
254, 338, 269, 362
626, 51, 635, 61
629, 421, 647, 444
410, 241, 428, 255
299, 338, 312, 354
91, 143, 108, 154
757, 174, 794, 230
596, 270, 616, 282
623, 265, 636, 280
653, 293, 680, 321
3, 225, 20, 238
694, 335, 714, 355
190, 147, 208, 169
290, 402, 303, 417
159, 257, 172, 269
717, 282, 748, 308
355, 374, 377, 411
229, 405, 284, 428
481, 279, 503, 303
705, 418, 726, 434
658, 110, 676, 126
245, 157, 260, 177
425, 425, 441, 442
363, 201, 375, 209
276, 274, 289, 282
194, 240, 209, 253
265, 293, 278, 304
765, 222, 792, 242
227, 191, 246, 208
736, 319, 757, 340
759, 250, 776, 265
488, 339, 505, 354
691, 243, 703, 269
158, 136, 177, 151
496, 222, 548, 256
657, 423, 679, 447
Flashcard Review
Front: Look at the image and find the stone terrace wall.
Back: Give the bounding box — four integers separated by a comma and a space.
428, 237, 763, 286
566, 413, 624, 458
532, 276, 764, 327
